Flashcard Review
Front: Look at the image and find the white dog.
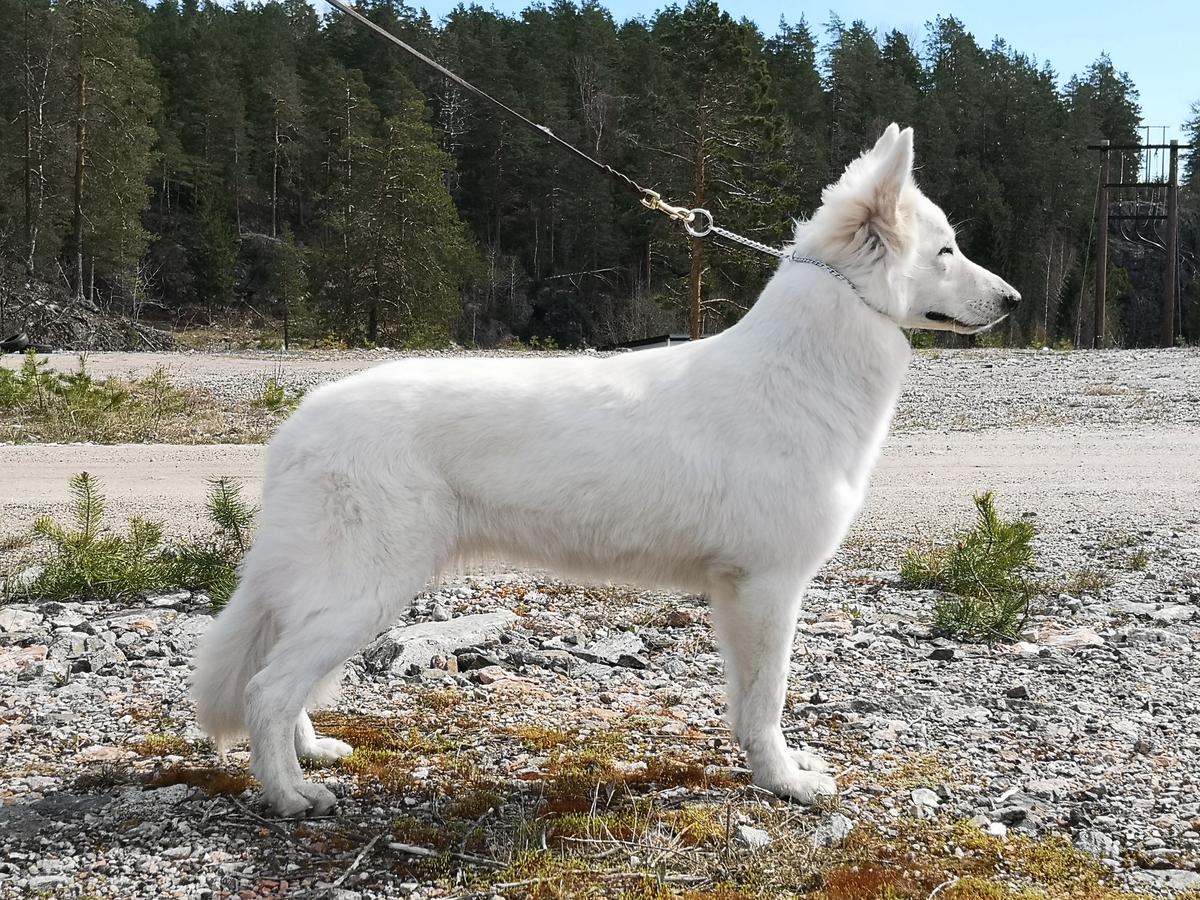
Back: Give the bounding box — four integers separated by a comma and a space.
192, 124, 1019, 817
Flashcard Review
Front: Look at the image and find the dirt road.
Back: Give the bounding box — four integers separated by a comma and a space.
4, 426, 1196, 550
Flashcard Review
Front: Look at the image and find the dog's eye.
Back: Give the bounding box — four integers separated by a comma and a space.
938, 246, 954, 256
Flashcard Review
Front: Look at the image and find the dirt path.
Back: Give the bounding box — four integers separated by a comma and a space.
4, 426, 1196, 547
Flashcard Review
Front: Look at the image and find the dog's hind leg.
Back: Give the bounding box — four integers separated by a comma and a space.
245, 571, 426, 817
710, 573, 837, 804
295, 708, 353, 762
294, 664, 353, 761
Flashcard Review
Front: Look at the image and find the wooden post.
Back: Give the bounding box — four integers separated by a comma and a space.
1094, 140, 1109, 349
1163, 140, 1179, 347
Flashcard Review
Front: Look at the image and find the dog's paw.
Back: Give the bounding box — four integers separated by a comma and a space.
754, 768, 838, 805
790, 748, 833, 774
266, 780, 339, 818
298, 736, 354, 762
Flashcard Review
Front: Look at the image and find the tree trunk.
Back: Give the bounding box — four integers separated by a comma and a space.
367, 274, 379, 345
271, 107, 280, 238
688, 236, 703, 340
341, 82, 354, 322
71, 6, 87, 302
22, 4, 35, 275
233, 133, 242, 234
688, 116, 707, 340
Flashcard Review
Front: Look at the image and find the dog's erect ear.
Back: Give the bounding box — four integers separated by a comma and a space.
867, 126, 913, 236
870, 123, 901, 158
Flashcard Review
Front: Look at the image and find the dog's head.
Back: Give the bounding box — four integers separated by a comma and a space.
793, 124, 1020, 333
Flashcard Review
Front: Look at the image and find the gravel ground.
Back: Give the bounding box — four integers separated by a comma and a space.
4, 346, 1199, 433
1, 348, 1199, 899
2, 427, 1198, 557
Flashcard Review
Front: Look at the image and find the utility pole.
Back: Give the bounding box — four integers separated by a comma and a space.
1087, 137, 1192, 349
1163, 140, 1179, 347
1094, 140, 1109, 349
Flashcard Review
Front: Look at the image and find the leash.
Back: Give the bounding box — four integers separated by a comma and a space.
317, 0, 819, 271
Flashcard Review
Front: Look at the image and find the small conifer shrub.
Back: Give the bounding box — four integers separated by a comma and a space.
901, 492, 1037, 641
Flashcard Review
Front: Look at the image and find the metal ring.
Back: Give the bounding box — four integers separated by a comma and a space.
684, 208, 713, 237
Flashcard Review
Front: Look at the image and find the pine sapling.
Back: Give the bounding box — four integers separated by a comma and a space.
901, 492, 1037, 641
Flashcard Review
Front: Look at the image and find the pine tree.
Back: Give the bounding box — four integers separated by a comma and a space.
1183, 101, 1200, 199
60, 0, 159, 305
189, 181, 235, 322
1067, 55, 1142, 182
0, 0, 68, 275
652, 0, 793, 337
824, 18, 886, 171
764, 17, 828, 210
268, 223, 306, 349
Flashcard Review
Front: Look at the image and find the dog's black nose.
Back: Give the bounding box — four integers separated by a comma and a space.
1003, 293, 1021, 311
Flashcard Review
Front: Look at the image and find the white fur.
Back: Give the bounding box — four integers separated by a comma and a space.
191, 124, 1019, 816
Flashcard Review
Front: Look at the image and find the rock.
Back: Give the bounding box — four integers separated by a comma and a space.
1025, 778, 1072, 799
430, 603, 451, 622
802, 619, 854, 637
735, 824, 772, 850
1005, 684, 1030, 699
911, 788, 941, 817
472, 665, 506, 685
1149, 604, 1195, 623
0, 645, 49, 674
871, 719, 909, 746
1109, 599, 1157, 618
147, 591, 190, 608
0, 606, 43, 633
1129, 869, 1200, 892
27, 875, 68, 890
1075, 828, 1118, 858
809, 813, 855, 848
104, 614, 159, 635
987, 822, 1009, 838
456, 651, 500, 672
666, 608, 701, 628
76, 745, 135, 763
6, 565, 44, 592
540, 634, 581, 651
48, 632, 127, 674
571, 631, 648, 669
1020, 624, 1104, 652
361, 611, 518, 676
996, 805, 1029, 826
927, 647, 959, 661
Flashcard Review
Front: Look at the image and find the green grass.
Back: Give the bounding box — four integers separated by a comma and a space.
1124, 549, 1150, 571
901, 492, 1037, 641
3, 472, 254, 607
1061, 567, 1113, 596
0, 351, 309, 444
0, 350, 224, 443
254, 375, 303, 414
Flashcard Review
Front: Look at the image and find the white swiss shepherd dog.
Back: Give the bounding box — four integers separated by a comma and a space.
192, 124, 1020, 817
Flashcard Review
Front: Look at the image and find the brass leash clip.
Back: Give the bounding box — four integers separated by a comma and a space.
640, 190, 695, 224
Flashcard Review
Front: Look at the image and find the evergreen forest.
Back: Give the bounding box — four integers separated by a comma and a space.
1, 0, 1197, 348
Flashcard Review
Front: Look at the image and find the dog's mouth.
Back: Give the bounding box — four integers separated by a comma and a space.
925, 311, 1006, 334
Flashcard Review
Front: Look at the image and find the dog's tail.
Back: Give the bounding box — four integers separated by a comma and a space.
191, 574, 279, 753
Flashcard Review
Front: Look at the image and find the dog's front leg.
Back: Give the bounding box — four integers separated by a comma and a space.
711, 574, 837, 803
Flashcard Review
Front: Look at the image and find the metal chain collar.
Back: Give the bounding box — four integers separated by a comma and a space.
642, 197, 862, 297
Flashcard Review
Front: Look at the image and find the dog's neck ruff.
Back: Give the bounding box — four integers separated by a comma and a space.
788, 254, 858, 293
786, 253, 887, 322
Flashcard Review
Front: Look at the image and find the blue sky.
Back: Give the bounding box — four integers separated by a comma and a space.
400, 0, 1198, 143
